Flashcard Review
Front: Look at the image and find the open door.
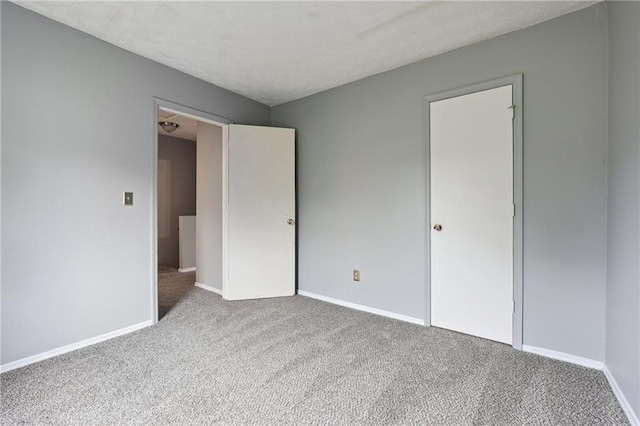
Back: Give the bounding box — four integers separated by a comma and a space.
224, 124, 296, 300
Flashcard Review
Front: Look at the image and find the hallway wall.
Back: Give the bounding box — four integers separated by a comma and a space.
157, 135, 197, 268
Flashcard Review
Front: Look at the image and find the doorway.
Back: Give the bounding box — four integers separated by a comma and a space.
153, 100, 230, 321
157, 110, 198, 318
424, 75, 523, 349
157, 110, 197, 276
152, 99, 297, 323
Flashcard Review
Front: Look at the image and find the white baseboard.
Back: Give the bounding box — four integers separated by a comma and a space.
522, 345, 604, 370
0, 320, 153, 374
297, 290, 424, 325
194, 282, 222, 295
504, 345, 639, 424
603, 366, 640, 426
178, 267, 196, 273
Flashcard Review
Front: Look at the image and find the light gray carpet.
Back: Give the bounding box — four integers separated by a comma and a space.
157, 265, 196, 319
1, 285, 628, 425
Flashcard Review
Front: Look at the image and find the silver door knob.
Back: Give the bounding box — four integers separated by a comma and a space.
433, 224, 442, 231
287, 219, 296, 225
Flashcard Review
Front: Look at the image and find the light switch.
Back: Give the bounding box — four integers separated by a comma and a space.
123, 192, 133, 206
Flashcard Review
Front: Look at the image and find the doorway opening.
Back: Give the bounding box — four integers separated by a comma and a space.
157, 110, 197, 318
153, 99, 230, 322
151, 99, 297, 324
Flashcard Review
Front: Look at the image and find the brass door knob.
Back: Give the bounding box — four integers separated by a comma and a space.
433, 224, 442, 231
287, 219, 296, 225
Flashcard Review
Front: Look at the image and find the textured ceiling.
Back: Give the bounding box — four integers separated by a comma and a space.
15, 1, 597, 106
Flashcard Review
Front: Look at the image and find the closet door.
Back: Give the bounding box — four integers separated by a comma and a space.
430, 85, 514, 344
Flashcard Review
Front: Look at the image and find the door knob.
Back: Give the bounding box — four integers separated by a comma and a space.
433, 224, 442, 231
287, 219, 296, 225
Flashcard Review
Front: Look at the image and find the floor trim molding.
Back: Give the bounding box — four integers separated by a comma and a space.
0, 320, 153, 374
297, 290, 424, 325
603, 366, 640, 426
503, 346, 639, 424
178, 267, 196, 273
522, 345, 604, 370
194, 282, 222, 295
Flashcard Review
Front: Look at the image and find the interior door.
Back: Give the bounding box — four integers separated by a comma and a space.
430, 85, 514, 344
224, 124, 296, 300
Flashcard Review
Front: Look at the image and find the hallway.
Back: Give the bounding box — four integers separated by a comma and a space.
158, 266, 195, 319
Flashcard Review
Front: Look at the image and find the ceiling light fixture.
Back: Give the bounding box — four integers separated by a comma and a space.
159, 121, 179, 133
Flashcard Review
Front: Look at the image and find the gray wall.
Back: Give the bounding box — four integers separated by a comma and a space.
195, 122, 223, 292
1, 2, 270, 365
273, 4, 609, 360
178, 216, 196, 270
158, 135, 197, 268
606, 0, 640, 418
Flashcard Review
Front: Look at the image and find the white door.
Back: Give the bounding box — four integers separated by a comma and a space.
430, 85, 514, 344
224, 124, 296, 300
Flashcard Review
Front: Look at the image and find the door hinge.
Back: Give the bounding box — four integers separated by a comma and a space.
513, 300, 516, 313
512, 203, 516, 217
508, 105, 516, 120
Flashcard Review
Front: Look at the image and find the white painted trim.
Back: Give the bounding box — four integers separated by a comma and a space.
157, 105, 231, 128
151, 101, 160, 324
603, 366, 640, 426
178, 267, 196, 273
221, 125, 229, 300
194, 282, 223, 295
298, 291, 424, 325
513, 345, 639, 424
522, 345, 604, 370
0, 320, 153, 374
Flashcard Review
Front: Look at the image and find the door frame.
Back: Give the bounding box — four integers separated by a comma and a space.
422, 74, 524, 349
151, 98, 232, 324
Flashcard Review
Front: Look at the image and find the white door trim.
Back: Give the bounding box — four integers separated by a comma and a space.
152, 98, 232, 324
221, 125, 230, 300
422, 74, 524, 349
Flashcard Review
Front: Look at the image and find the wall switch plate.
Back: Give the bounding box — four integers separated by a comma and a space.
353, 270, 360, 282
123, 192, 133, 206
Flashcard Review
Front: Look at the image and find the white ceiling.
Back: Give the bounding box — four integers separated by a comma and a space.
15, 1, 597, 106
158, 109, 198, 141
